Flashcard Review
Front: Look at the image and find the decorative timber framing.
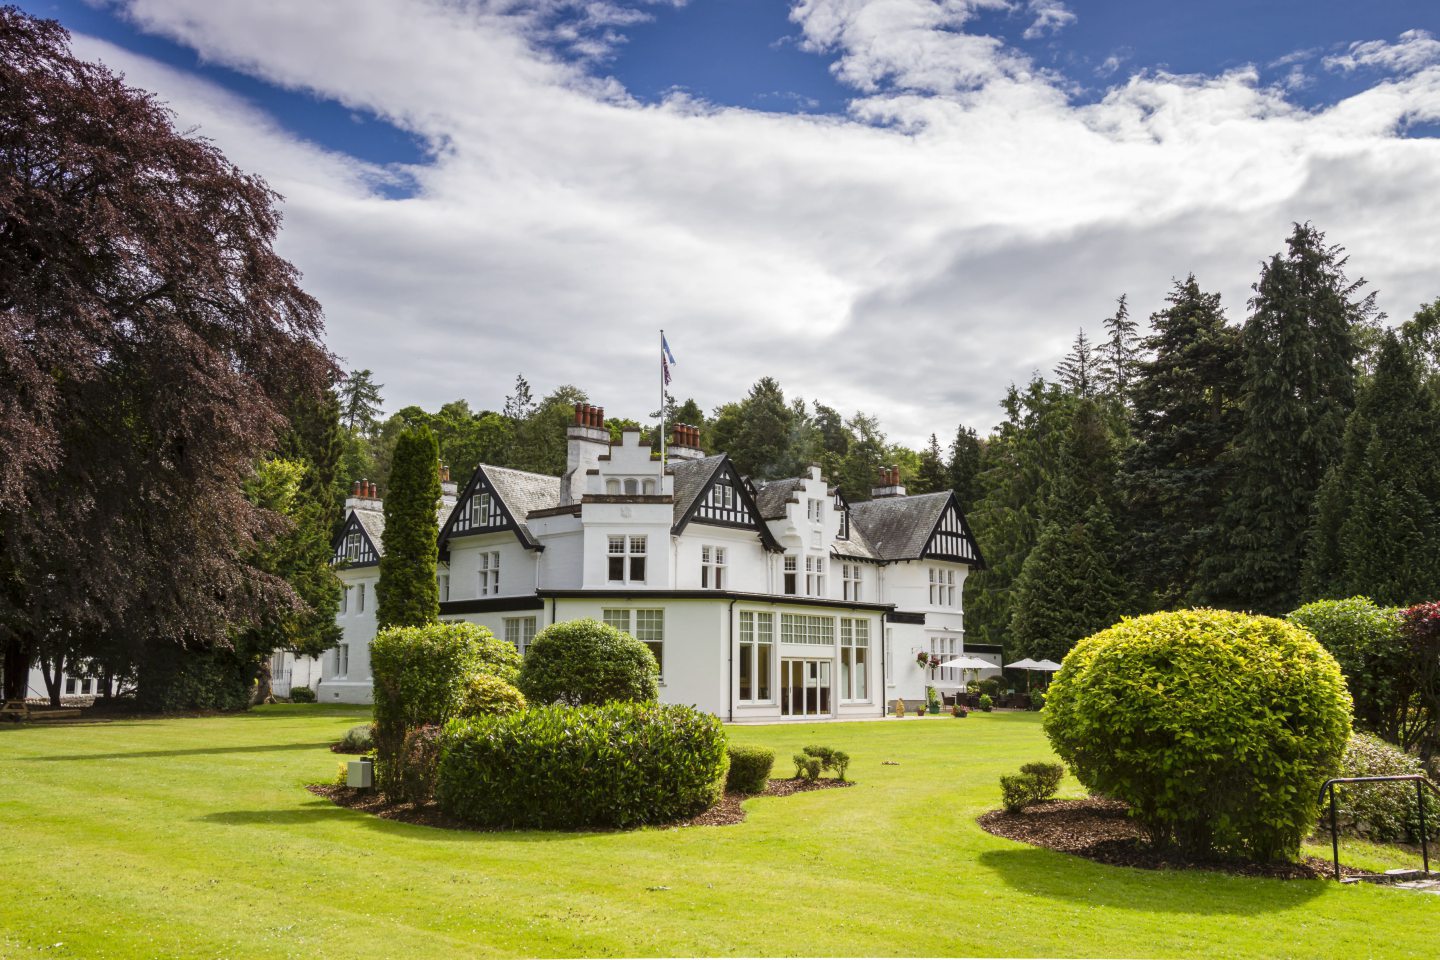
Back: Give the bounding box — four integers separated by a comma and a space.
672, 457, 782, 551
332, 513, 380, 568
439, 466, 535, 553
920, 493, 986, 568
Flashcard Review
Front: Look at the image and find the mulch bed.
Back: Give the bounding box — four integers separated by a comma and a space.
978, 797, 1363, 880
330, 743, 369, 754
308, 775, 851, 831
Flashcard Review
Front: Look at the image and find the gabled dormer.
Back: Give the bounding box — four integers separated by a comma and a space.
440, 465, 561, 552
921, 494, 986, 567
672, 455, 781, 550
333, 511, 381, 567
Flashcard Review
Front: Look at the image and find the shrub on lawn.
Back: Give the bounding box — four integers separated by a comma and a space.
435, 702, 727, 829
517, 618, 659, 706
337, 724, 373, 752
1020, 761, 1064, 796
999, 762, 1064, 813
393, 725, 443, 806
1288, 598, 1410, 745
289, 685, 316, 703
459, 674, 526, 719
726, 744, 775, 794
793, 754, 822, 781
1326, 733, 1440, 843
1029, 692, 1046, 711
371, 621, 511, 798
978, 694, 994, 712
1044, 609, 1352, 862
802, 744, 851, 780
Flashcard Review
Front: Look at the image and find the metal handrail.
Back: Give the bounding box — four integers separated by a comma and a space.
1317, 775, 1440, 881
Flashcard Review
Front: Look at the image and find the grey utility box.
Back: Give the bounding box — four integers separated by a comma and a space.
347, 758, 374, 789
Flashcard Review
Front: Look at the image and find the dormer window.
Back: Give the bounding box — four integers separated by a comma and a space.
470, 492, 494, 527
710, 483, 735, 509
344, 531, 362, 560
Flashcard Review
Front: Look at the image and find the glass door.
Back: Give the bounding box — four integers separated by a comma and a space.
781, 658, 832, 717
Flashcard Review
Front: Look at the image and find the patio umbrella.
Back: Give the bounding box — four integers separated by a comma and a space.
936, 655, 997, 692
1004, 657, 1041, 690
1032, 659, 1063, 690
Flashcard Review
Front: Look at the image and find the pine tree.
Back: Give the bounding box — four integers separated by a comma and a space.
836, 412, 888, 500
1202, 223, 1372, 614
710, 378, 794, 479
503, 374, 535, 421
947, 424, 982, 512
338, 369, 384, 433
1056, 329, 1097, 398
1097, 294, 1141, 400
1120, 276, 1242, 609
1303, 331, 1440, 604
1009, 399, 1130, 661
911, 434, 950, 494
375, 426, 441, 630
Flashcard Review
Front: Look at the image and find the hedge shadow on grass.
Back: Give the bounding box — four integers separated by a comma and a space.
20, 741, 334, 762
198, 801, 360, 826
977, 848, 1326, 916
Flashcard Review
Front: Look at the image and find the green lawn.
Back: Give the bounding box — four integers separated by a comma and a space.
1, 707, 1434, 959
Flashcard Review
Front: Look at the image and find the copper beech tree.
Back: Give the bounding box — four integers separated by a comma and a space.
0, 7, 333, 703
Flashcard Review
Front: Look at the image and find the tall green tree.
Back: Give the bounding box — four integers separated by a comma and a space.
1304, 330, 1440, 604
910, 434, 950, 494
338, 369, 384, 433
376, 427, 441, 630
1120, 276, 1242, 610
836, 411, 889, 501
509, 385, 587, 476
947, 424, 983, 512
1009, 399, 1130, 661
1202, 223, 1373, 614
1056, 329, 1098, 399
1096, 294, 1141, 401
710, 378, 794, 479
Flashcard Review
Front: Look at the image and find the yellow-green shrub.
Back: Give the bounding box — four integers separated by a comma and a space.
1044, 609, 1352, 862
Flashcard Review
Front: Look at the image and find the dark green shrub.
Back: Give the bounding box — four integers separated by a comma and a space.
459, 674, 526, 719
792, 753, 809, 778
1327, 733, 1440, 842
1020, 761, 1064, 797
974, 677, 1002, 697
1288, 598, 1411, 745
797, 756, 821, 781
801, 744, 851, 780
830, 750, 851, 781
337, 723, 373, 752
435, 703, 727, 829
726, 745, 774, 794
1045, 609, 1352, 862
371, 621, 499, 798
978, 694, 993, 712
375, 425, 441, 630
517, 618, 658, 706
1029, 692, 1045, 711
135, 644, 253, 712
393, 725, 442, 806
802, 744, 835, 767
289, 685, 316, 703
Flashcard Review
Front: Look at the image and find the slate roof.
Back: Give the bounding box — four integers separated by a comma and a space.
831, 521, 881, 561
343, 499, 454, 558
669, 455, 726, 526
480, 465, 562, 548
847, 492, 953, 561
753, 478, 803, 520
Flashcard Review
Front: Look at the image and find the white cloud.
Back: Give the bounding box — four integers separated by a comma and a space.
64, 1, 1440, 446
1022, 0, 1075, 41
1325, 29, 1440, 75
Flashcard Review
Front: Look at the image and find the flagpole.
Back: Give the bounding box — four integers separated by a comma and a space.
659, 329, 667, 466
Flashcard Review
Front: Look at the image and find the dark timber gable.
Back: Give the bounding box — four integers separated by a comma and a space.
921, 494, 986, 568
673, 458, 781, 550
439, 467, 531, 552
332, 513, 380, 568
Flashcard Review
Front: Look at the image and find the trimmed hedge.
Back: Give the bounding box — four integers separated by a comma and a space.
517, 618, 658, 706
289, 685, 316, 703
999, 762, 1064, 813
1288, 598, 1406, 743
371, 621, 517, 798
1044, 609, 1352, 862
726, 744, 774, 794
460, 673, 527, 718
435, 702, 728, 829
1327, 733, 1440, 842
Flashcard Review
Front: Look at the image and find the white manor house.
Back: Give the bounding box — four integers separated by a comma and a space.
317, 404, 995, 720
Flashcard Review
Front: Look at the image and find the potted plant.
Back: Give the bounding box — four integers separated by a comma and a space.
979, 693, 994, 713
952, 703, 968, 718
925, 686, 941, 715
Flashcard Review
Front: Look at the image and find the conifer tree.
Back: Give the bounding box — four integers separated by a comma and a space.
1303, 331, 1440, 604
376, 426, 441, 630
1120, 276, 1242, 609
1009, 399, 1130, 661
1056, 329, 1098, 398
947, 424, 983, 512
1097, 294, 1141, 400
911, 434, 950, 494
338, 369, 384, 433
710, 378, 794, 479
1202, 223, 1372, 614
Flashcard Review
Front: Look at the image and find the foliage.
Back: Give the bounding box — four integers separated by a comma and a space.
376, 426, 441, 630
947, 424, 983, 512
978, 694, 994, 712
338, 724, 374, 752
1096, 294, 1142, 400
710, 377, 795, 480
952, 703, 969, 717
517, 618, 659, 706
393, 725, 443, 806
435, 702, 728, 829
0, 8, 331, 705
1029, 692, 1045, 711
1397, 602, 1440, 759
339, 370, 384, 434
1120, 276, 1242, 610
725, 744, 775, 794
459, 674, 526, 719
1287, 598, 1422, 749
133, 645, 255, 713
910, 433, 951, 495
289, 686, 316, 703
1303, 331, 1440, 605
1045, 609, 1352, 861
370, 622, 492, 798
999, 763, 1063, 813
1204, 223, 1373, 615
801, 744, 851, 780
793, 754, 822, 781
1326, 734, 1439, 843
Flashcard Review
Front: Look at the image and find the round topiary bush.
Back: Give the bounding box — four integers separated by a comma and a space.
1044, 609, 1352, 862
459, 673, 526, 719
726, 744, 775, 794
435, 702, 728, 829
1327, 733, 1439, 843
517, 618, 659, 706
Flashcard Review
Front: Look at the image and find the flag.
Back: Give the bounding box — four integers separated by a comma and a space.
662, 333, 676, 387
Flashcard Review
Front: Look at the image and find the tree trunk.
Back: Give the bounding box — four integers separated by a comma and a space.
2, 637, 33, 701
99, 666, 113, 702
251, 657, 273, 706
40, 652, 65, 708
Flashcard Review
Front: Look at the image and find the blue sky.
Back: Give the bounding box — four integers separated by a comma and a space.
18, 0, 1440, 441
